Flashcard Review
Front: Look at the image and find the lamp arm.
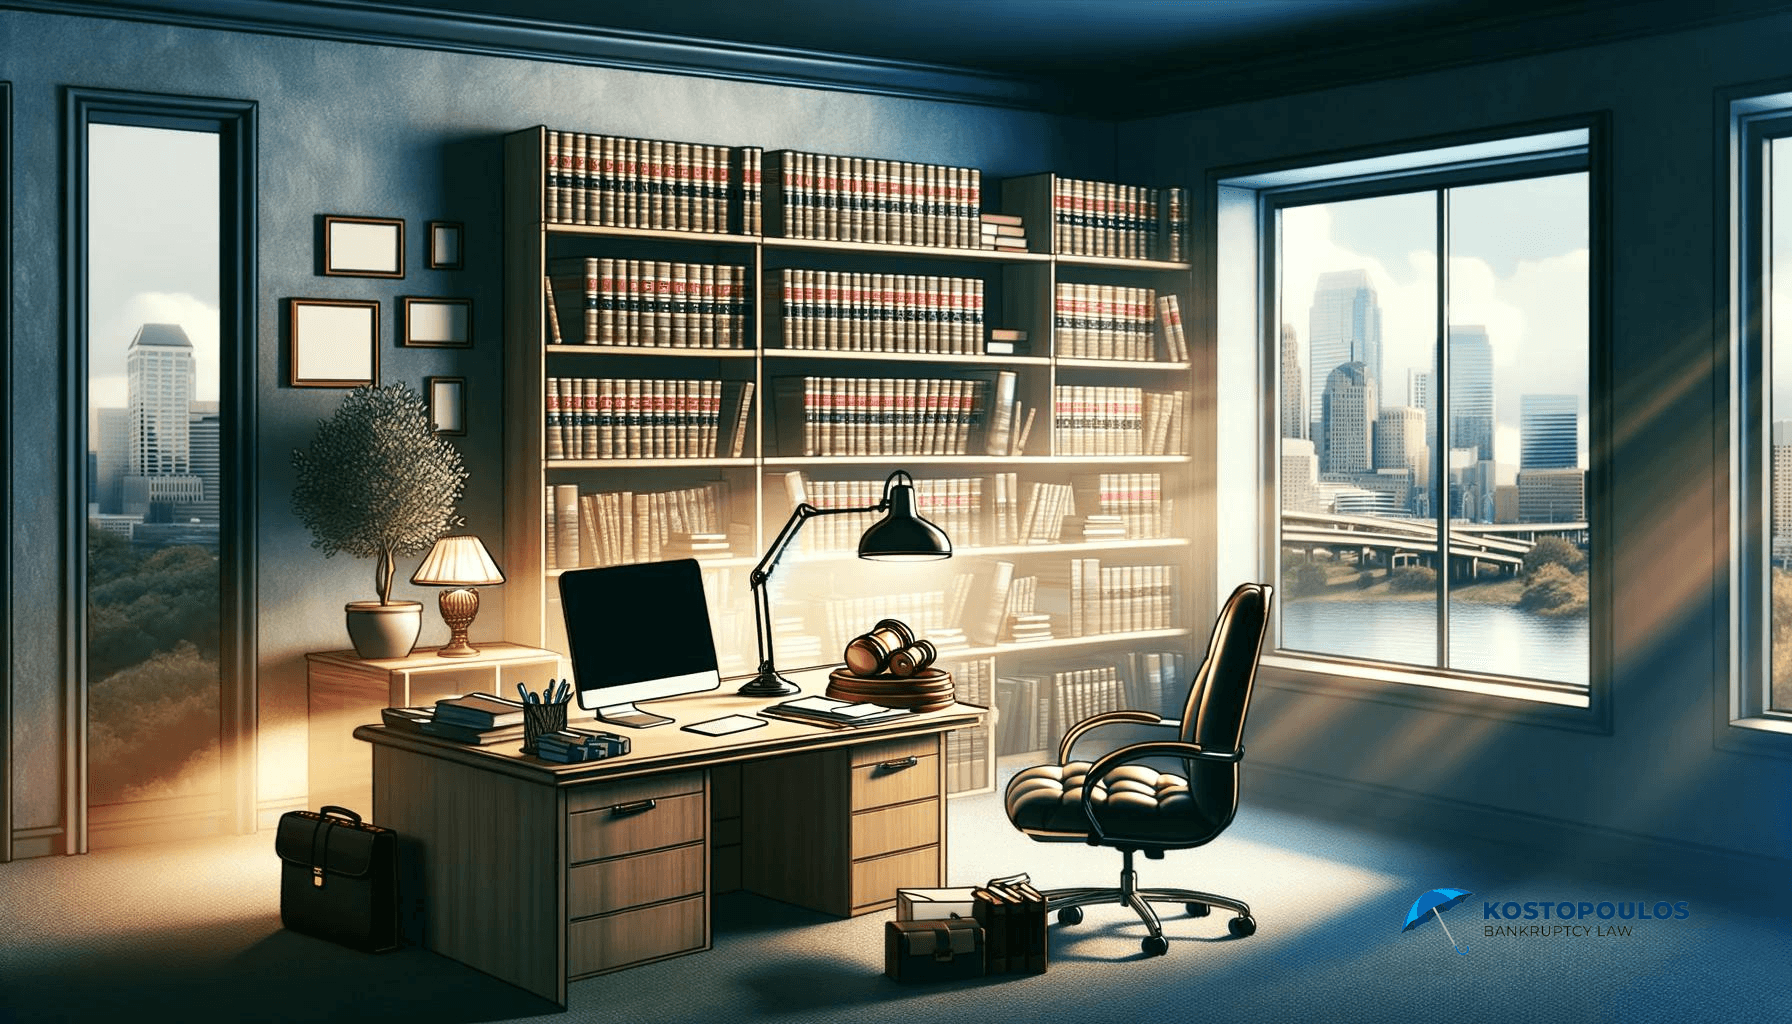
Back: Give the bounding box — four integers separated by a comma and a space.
749, 499, 889, 680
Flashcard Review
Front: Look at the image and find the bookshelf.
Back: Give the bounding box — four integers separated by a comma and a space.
503, 128, 1196, 798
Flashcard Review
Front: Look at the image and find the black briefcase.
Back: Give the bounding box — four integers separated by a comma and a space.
884, 918, 986, 983
275, 805, 400, 953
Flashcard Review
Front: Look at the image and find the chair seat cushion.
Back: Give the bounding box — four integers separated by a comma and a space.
1005, 761, 1212, 840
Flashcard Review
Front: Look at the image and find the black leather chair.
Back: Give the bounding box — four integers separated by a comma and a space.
1003, 582, 1273, 957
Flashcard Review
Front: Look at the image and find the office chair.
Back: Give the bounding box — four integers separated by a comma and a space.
1002, 582, 1273, 957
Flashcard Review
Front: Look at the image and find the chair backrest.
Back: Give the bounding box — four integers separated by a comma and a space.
1178, 582, 1274, 753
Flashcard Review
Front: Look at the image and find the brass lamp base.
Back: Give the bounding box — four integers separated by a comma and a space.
436, 587, 481, 658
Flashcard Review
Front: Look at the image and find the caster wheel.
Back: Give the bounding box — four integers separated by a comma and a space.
1141, 934, 1170, 957
1185, 902, 1212, 917
1058, 906, 1085, 926
1229, 915, 1257, 938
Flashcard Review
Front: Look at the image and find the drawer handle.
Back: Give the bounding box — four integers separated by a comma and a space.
609, 799, 657, 817
876, 756, 919, 772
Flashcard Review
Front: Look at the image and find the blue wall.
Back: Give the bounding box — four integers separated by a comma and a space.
1125, 14, 1792, 871
2, 8, 1112, 834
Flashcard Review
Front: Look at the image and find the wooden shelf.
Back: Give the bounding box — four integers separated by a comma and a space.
762, 349, 1051, 366
546, 345, 757, 358
1056, 357, 1191, 372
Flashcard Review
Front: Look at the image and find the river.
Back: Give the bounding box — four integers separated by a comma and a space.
1280, 597, 1588, 687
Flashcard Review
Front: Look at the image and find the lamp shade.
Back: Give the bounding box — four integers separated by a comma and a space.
857, 477, 952, 561
410, 535, 506, 586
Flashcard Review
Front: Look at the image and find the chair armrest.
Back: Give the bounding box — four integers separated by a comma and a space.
1078, 740, 1244, 843
1056, 710, 1167, 764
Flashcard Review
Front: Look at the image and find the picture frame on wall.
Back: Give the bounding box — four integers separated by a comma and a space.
427, 220, 464, 270
402, 297, 473, 348
289, 298, 378, 388
427, 376, 467, 436
322, 214, 405, 278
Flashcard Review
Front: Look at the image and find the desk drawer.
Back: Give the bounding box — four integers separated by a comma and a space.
851, 844, 939, 913
569, 791, 705, 863
568, 842, 706, 919
568, 894, 706, 976
851, 799, 939, 860
851, 734, 937, 767
566, 770, 704, 815
850, 753, 939, 812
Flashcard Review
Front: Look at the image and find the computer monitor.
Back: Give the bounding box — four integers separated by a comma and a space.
558, 559, 721, 728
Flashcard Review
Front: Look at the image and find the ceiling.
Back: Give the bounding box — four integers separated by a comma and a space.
27, 0, 1792, 113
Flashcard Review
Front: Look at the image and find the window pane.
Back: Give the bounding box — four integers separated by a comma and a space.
85, 123, 223, 811
1771, 139, 1792, 712
1278, 192, 1439, 667
1444, 174, 1589, 686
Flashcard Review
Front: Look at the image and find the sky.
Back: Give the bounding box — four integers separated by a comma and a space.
87, 122, 220, 434
1279, 171, 1591, 474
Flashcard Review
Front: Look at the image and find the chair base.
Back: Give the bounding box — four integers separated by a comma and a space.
1040, 849, 1254, 954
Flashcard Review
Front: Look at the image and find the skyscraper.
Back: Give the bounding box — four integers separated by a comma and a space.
1773, 421, 1792, 544
1307, 269, 1383, 439
95, 407, 128, 514
1374, 404, 1429, 501
1408, 368, 1435, 460
126, 323, 196, 475
1280, 322, 1305, 440
1521, 393, 1578, 469
1281, 437, 1321, 512
1321, 361, 1376, 477
1448, 325, 1495, 463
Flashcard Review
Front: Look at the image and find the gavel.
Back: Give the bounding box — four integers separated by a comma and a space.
843, 618, 938, 678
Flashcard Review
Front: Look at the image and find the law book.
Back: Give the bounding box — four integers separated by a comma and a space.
380, 706, 433, 731
432, 692, 529, 729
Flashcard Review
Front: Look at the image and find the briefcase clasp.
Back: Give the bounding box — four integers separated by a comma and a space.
313, 866, 324, 888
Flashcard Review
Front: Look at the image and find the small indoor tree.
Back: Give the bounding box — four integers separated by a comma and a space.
291, 384, 469, 653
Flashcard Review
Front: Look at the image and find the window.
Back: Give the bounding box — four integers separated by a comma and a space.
1218, 125, 1599, 705
1732, 90, 1792, 734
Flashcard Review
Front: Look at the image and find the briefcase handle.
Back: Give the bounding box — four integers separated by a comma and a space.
319, 805, 363, 826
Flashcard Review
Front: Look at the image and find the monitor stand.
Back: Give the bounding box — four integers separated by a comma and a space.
594, 702, 675, 729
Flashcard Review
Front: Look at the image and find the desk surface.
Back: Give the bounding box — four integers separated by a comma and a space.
354, 689, 987, 787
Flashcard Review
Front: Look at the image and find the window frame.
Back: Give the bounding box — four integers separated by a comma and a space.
63, 88, 259, 850
1212, 116, 1611, 729
1726, 86, 1792, 752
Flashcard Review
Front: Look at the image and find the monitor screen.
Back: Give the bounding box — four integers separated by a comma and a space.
558, 559, 721, 727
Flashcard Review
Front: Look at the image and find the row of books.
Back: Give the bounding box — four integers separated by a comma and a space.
544, 377, 755, 461
1051, 385, 1189, 457
770, 375, 995, 457
777, 471, 989, 551
547, 258, 751, 348
543, 482, 737, 570
542, 129, 760, 233
993, 649, 1188, 755
1078, 472, 1174, 540
1039, 560, 1181, 637
1048, 176, 1187, 261
774, 269, 987, 354
1054, 283, 1178, 362
815, 591, 955, 661
764, 150, 983, 248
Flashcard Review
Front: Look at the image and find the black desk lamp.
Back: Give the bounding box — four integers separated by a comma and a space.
739, 469, 952, 697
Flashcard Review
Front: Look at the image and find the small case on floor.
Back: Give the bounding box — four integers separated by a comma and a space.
275, 805, 400, 953
884, 918, 985, 983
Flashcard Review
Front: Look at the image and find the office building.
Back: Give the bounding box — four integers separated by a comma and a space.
1306, 269, 1383, 439
126, 323, 196, 476
1521, 393, 1579, 469
1281, 437, 1321, 512
1774, 420, 1792, 543
1373, 404, 1429, 499
1448, 325, 1495, 463
1280, 322, 1304, 440
1320, 360, 1376, 477
1518, 467, 1586, 522
94, 407, 128, 514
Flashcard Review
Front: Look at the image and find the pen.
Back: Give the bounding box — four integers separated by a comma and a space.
517, 682, 530, 704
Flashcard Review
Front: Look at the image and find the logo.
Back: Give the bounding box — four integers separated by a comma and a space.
1402, 887, 1473, 955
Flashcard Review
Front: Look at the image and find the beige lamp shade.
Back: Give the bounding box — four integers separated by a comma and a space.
411, 535, 505, 587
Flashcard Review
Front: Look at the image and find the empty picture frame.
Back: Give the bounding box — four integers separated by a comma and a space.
323, 215, 405, 278
289, 298, 378, 388
427, 376, 466, 435
428, 220, 464, 270
403, 297, 473, 348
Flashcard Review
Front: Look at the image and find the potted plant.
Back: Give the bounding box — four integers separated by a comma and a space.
291, 382, 470, 659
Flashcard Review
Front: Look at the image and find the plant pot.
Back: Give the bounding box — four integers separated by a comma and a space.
344, 600, 424, 660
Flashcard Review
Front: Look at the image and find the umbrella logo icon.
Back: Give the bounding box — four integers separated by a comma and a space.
1403, 887, 1472, 955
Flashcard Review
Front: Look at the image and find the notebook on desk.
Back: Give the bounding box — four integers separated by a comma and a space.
761, 696, 921, 728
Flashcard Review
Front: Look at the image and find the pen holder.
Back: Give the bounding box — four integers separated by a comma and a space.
522, 701, 569, 756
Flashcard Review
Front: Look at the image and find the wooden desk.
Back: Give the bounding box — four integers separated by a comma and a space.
308, 642, 561, 814
356, 691, 986, 1005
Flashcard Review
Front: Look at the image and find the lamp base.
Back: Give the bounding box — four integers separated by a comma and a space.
436, 587, 481, 658
736, 670, 801, 697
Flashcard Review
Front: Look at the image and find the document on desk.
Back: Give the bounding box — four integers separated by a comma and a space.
761, 696, 921, 728
682, 714, 768, 736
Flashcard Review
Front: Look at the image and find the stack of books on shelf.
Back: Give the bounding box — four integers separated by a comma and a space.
1156, 294, 1190, 362
1039, 559, 1180, 637
776, 470, 986, 550
547, 258, 750, 348
1073, 472, 1171, 539
544, 377, 754, 460
1054, 283, 1160, 361
985, 327, 1030, 356
1006, 611, 1054, 643
764, 151, 983, 248
544, 481, 738, 571
769, 375, 996, 457
1051, 385, 1189, 456
774, 269, 985, 354
420, 692, 529, 745
1074, 514, 1128, 541
979, 212, 1028, 252
542, 129, 757, 233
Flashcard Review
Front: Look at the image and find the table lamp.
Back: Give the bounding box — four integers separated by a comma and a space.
740, 469, 952, 697
411, 534, 506, 658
